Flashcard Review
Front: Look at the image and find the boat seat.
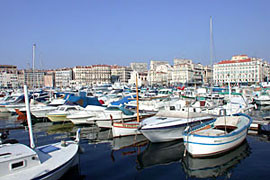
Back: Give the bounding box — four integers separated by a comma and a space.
195, 129, 225, 136
214, 116, 240, 128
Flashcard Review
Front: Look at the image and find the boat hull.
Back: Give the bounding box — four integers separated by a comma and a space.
183, 114, 252, 157
112, 122, 141, 137
96, 117, 136, 128
140, 117, 213, 143
140, 125, 187, 143
47, 115, 70, 122
184, 129, 248, 157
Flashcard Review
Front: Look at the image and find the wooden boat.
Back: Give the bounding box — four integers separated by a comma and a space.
111, 74, 142, 137
183, 113, 252, 157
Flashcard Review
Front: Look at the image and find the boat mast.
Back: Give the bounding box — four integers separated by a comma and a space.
210, 16, 213, 87
24, 85, 36, 149
136, 73, 140, 122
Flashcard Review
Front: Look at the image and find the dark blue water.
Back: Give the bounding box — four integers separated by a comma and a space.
1, 110, 270, 180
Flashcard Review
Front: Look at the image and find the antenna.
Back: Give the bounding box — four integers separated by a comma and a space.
32, 44, 36, 89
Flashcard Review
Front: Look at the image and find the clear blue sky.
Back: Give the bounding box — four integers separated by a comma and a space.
0, 0, 269, 69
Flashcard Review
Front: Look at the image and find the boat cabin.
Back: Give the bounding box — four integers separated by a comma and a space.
0, 144, 40, 177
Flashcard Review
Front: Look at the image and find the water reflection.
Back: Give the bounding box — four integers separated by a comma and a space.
0, 112, 12, 119
111, 135, 148, 151
110, 135, 148, 162
47, 123, 74, 134
181, 141, 251, 179
137, 140, 184, 170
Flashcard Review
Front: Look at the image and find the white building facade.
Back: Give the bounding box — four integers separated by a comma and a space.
213, 55, 269, 85
148, 60, 172, 86
172, 59, 205, 86
55, 68, 73, 88
0, 65, 19, 88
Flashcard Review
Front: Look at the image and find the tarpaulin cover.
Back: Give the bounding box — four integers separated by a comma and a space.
110, 95, 136, 106
65, 95, 101, 107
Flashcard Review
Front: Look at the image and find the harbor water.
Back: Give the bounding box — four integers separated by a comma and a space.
1, 109, 270, 180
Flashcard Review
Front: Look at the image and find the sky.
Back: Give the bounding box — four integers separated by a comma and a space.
0, 0, 270, 69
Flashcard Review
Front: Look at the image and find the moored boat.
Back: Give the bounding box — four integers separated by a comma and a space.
0, 85, 81, 180
183, 113, 252, 157
47, 105, 84, 123
139, 110, 213, 143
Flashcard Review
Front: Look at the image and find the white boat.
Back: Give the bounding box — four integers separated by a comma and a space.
0, 93, 25, 113
67, 105, 106, 125
47, 93, 74, 107
31, 105, 58, 118
125, 97, 180, 112
183, 113, 252, 157
47, 105, 84, 123
112, 121, 141, 137
139, 109, 213, 143
201, 95, 254, 116
5, 103, 26, 113
253, 93, 270, 106
93, 105, 138, 128
0, 84, 80, 180
0, 140, 79, 180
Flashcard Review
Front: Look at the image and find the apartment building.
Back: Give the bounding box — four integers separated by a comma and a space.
73, 66, 92, 86
213, 55, 269, 85
203, 65, 213, 85
73, 65, 111, 86
44, 71, 55, 88
91, 65, 111, 85
128, 71, 148, 87
55, 68, 73, 88
148, 60, 173, 86
111, 65, 132, 83
21, 69, 45, 89
0, 65, 18, 88
172, 59, 205, 86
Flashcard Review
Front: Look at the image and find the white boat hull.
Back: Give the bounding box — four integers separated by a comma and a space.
254, 99, 270, 105
183, 114, 252, 157
69, 116, 96, 125
112, 122, 141, 137
184, 129, 247, 157
31, 107, 57, 118
140, 125, 187, 143
139, 116, 213, 143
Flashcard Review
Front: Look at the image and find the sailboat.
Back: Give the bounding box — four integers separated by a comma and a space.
111, 74, 142, 137
0, 85, 81, 180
